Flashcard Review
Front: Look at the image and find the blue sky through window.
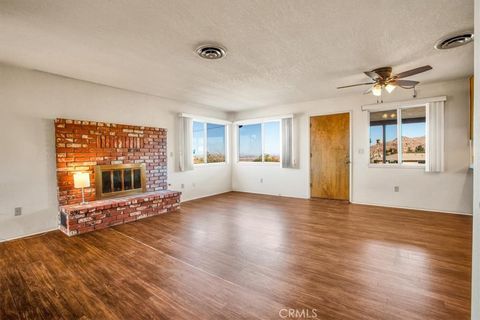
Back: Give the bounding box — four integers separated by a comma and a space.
207, 123, 225, 154
193, 121, 205, 158
193, 121, 226, 163
264, 122, 280, 156
370, 123, 425, 145
402, 123, 425, 138
239, 121, 280, 162
370, 125, 396, 145
239, 123, 262, 160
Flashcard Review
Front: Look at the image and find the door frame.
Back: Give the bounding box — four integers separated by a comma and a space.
308, 110, 353, 201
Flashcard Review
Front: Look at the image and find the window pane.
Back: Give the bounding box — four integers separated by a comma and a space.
207, 123, 226, 163
401, 106, 426, 165
239, 123, 262, 162
124, 169, 132, 190
133, 169, 142, 189
102, 171, 112, 193
113, 170, 122, 192
370, 110, 398, 164
193, 121, 205, 164
263, 121, 280, 162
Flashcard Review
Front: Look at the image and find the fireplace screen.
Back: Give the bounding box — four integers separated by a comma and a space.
95, 164, 146, 199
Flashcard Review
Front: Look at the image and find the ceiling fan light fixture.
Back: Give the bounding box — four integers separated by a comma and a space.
372, 85, 382, 96
385, 83, 396, 93
337, 65, 431, 100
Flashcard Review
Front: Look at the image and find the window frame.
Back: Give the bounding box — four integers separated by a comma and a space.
192, 120, 227, 166
368, 103, 427, 169
236, 119, 282, 165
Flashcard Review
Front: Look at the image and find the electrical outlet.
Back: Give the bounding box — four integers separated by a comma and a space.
181, 183, 185, 189
192, 182, 196, 187
14, 207, 22, 216
394, 186, 400, 192
260, 178, 263, 183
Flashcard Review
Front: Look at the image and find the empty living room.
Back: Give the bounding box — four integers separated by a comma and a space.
1, 1, 480, 319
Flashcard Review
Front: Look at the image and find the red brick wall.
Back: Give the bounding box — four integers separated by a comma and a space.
55, 119, 167, 206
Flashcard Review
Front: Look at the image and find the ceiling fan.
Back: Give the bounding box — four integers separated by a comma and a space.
337, 65, 432, 97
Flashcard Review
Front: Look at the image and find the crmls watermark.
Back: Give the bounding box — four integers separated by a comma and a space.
278, 308, 318, 319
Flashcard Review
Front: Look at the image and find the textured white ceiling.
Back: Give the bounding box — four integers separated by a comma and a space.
0, 0, 474, 111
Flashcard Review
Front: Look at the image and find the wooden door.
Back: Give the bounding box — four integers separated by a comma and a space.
310, 113, 350, 200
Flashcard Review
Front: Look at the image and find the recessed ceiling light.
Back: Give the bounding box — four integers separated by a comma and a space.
196, 45, 227, 60
435, 31, 474, 50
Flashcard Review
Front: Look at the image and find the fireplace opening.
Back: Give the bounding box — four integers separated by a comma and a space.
95, 164, 146, 199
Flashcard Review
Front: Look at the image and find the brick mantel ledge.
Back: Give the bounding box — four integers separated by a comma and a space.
59, 190, 181, 236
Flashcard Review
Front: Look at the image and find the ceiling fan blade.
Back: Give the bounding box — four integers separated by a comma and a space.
395, 80, 419, 88
364, 71, 380, 80
363, 86, 373, 95
395, 65, 432, 79
337, 82, 374, 89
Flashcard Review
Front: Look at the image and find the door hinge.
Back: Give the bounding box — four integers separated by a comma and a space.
310, 183, 312, 187
310, 153, 312, 158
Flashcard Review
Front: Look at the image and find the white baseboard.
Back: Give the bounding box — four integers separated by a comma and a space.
228, 190, 471, 216
181, 189, 233, 203
350, 200, 472, 216
0, 227, 58, 243
231, 188, 309, 199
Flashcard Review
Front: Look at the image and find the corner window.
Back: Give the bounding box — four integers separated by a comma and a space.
238, 121, 280, 163
193, 121, 226, 164
369, 106, 426, 166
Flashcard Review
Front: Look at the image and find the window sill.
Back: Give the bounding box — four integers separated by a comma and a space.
236, 161, 281, 167
194, 162, 228, 168
368, 164, 425, 169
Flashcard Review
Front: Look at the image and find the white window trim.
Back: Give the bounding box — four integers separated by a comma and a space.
181, 113, 231, 125
367, 103, 427, 169
236, 119, 282, 165
362, 96, 446, 111
234, 114, 294, 125
192, 119, 228, 166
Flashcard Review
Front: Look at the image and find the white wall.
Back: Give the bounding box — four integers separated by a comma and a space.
0, 63, 232, 241
233, 78, 473, 214
471, 1, 479, 318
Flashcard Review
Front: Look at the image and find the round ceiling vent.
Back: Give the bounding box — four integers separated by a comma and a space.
196, 45, 226, 60
435, 31, 474, 50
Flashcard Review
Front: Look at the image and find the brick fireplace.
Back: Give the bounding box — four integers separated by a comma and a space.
54, 119, 180, 236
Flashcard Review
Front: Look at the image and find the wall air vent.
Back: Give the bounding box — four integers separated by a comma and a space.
196, 45, 226, 60
435, 31, 474, 50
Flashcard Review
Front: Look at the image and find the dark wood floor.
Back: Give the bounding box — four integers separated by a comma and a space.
0, 192, 472, 319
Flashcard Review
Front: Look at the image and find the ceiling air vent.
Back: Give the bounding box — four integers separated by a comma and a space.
435, 31, 474, 50
196, 45, 226, 60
